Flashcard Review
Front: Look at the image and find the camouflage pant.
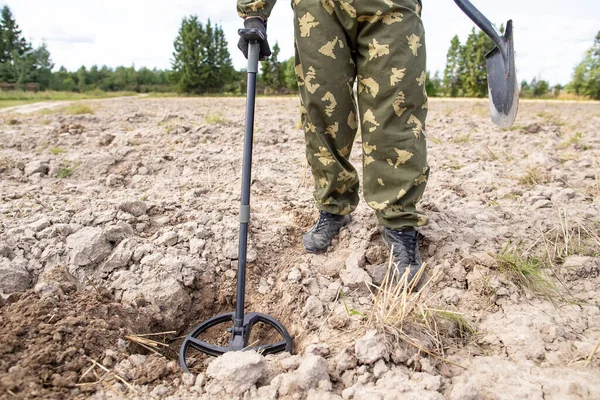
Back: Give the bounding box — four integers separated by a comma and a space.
293, 0, 429, 229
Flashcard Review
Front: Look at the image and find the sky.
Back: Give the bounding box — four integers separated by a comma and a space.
6, 0, 600, 86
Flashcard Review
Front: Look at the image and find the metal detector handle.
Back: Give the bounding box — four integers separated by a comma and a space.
454, 0, 506, 53
239, 27, 266, 69
239, 28, 266, 45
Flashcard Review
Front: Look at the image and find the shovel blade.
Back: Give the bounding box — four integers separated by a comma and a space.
485, 20, 519, 128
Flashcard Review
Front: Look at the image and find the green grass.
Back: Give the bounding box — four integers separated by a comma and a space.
434, 310, 477, 340
50, 147, 65, 155
57, 166, 74, 178
506, 124, 524, 131
60, 104, 95, 115
448, 161, 464, 170
556, 132, 584, 150
451, 132, 472, 144
494, 243, 560, 303
205, 113, 227, 124
0, 90, 137, 109
143, 92, 249, 99
0, 90, 137, 101
143, 92, 181, 98
0, 100, 39, 108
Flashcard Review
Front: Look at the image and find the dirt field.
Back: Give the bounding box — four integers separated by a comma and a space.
1, 96, 599, 399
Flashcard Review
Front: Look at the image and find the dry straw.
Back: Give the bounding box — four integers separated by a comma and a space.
124, 331, 176, 356
585, 338, 600, 367
365, 248, 472, 368
77, 356, 139, 395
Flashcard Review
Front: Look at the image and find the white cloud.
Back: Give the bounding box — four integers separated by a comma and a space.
7, 0, 600, 85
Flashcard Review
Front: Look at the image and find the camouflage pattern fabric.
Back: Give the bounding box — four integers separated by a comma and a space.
238, 0, 429, 229
237, 0, 278, 19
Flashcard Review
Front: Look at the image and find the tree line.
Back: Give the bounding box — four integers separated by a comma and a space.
1, 4, 599, 100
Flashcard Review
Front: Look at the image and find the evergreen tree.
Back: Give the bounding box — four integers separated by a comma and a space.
261, 41, 281, 93
0, 6, 33, 84
171, 16, 234, 94
171, 16, 205, 93
461, 28, 494, 97
0, 6, 30, 62
31, 43, 54, 90
212, 23, 235, 91
443, 35, 462, 97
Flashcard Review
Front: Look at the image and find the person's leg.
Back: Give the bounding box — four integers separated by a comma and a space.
293, 1, 360, 252
293, 0, 360, 216
356, 0, 429, 229
356, 0, 428, 280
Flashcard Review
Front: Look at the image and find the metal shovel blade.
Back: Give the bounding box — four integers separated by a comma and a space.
485, 20, 519, 128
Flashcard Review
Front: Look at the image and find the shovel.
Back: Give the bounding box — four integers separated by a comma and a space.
179, 28, 293, 373
454, 0, 519, 128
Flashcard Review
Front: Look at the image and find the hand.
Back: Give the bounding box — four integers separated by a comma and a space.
238, 17, 272, 61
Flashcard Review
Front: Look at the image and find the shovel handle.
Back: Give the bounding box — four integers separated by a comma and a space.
454, 0, 506, 52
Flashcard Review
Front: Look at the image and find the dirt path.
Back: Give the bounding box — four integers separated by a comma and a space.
0, 96, 599, 399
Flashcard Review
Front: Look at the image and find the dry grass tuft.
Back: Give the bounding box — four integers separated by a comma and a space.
451, 132, 472, 144
535, 209, 600, 265
365, 251, 474, 366
519, 166, 548, 187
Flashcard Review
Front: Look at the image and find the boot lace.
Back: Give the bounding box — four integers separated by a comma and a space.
314, 211, 335, 233
389, 229, 419, 265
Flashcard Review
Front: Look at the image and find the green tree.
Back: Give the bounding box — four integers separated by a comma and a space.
212, 22, 235, 91
461, 28, 494, 97
50, 66, 70, 91
519, 79, 532, 98
0, 6, 33, 84
171, 16, 235, 94
552, 84, 563, 97
425, 71, 442, 97
443, 35, 462, 97
281, 56, 298, 92
76, 66, 90, 92
261, 41, 282, 93
31, 43, 54, 90
532, 78, 550, 97
566, 31, 600, 99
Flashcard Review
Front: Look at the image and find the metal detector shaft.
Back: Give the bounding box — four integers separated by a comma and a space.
234, 41, 260, 330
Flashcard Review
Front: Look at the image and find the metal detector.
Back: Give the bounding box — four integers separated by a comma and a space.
179, 28, 293, 373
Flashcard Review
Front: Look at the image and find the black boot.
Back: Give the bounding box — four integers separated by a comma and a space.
380, 226, 423, 284
303, 211, 351, 253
